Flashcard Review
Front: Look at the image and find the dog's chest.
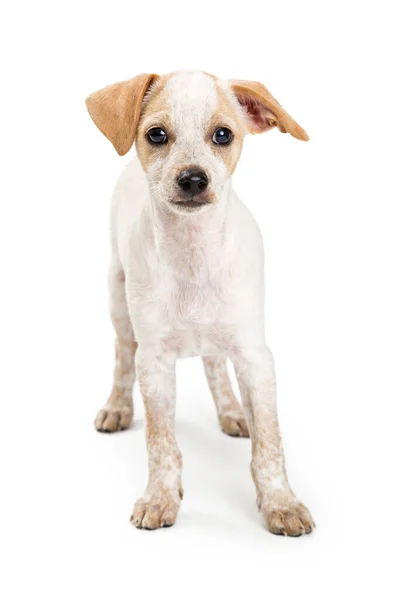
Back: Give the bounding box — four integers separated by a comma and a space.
131, 259, 240, 356
128, 209, 251, 356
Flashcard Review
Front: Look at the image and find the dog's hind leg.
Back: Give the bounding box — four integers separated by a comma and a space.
202, 357, 249, 437
95, 256, 137, 432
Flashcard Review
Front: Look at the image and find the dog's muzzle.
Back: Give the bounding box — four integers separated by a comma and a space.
172, 168, 212, 210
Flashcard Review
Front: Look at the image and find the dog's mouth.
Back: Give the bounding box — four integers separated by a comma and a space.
170, 192, 213, 212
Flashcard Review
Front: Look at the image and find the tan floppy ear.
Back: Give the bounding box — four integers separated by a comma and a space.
85, 73, 158, 155
230, 80, 309, 141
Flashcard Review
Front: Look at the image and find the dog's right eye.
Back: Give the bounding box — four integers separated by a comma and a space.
147, 127, 168, 144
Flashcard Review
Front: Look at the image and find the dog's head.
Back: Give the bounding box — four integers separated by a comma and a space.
86, 70, 308, 215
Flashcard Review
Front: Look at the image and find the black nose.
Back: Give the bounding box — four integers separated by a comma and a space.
177, 169, 208, 195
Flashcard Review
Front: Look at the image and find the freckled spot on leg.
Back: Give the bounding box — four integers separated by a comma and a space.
203, 356, 249, 437
132, 356, 183, 531
95, 265, 137, 434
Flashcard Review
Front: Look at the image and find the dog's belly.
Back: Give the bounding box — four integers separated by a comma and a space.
161, 325, 226, 358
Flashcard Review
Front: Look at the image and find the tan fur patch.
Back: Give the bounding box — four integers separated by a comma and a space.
86, 73, 159, 155
207, 82, 247, 176
203, 357, 249, 437
135, 74, 175, 171
230, 79, 309, 141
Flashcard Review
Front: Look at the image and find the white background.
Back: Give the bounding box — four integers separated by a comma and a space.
1, 1, 399, 598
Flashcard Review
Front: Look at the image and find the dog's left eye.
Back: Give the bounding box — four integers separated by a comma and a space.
212, 127, 233, 145
147, 127, 168, 144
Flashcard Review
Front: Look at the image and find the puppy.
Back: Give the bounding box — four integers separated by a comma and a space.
86, 70, 314, 536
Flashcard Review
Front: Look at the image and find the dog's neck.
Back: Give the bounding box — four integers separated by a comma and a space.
148, 182, 233, 283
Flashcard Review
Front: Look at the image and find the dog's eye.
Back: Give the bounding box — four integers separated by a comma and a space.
147, 127, 168, 144
212, 127, 233, 145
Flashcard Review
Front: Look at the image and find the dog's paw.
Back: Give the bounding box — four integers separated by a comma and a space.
263, 501, 314, 537
130, 489, 182, 530
219, 410, 249, 437
94, 407, 133, 432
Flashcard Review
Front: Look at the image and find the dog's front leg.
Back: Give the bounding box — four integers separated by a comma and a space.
233, 347, 314, 536
130, 349, 183, 530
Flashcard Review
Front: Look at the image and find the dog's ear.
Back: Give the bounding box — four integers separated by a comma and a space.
230, 80, 309, 141
85, 73, 159, 155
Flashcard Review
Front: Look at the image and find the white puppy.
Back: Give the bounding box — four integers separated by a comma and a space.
86, 70, 314, 535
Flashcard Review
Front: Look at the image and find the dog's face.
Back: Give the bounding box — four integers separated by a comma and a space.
135, 72, 245, 214
86, 70, 308, 215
